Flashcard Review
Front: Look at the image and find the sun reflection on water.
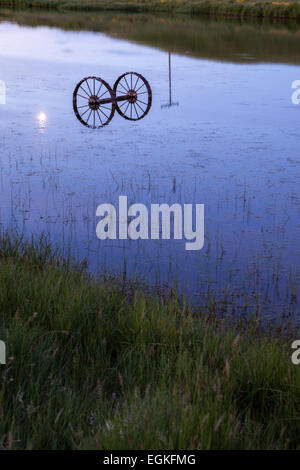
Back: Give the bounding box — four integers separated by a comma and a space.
37, 111, 47, 132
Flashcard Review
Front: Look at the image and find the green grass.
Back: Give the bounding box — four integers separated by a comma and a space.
1, 0, 300, 19
0, 233, 299, 449
2, 10, 300, 65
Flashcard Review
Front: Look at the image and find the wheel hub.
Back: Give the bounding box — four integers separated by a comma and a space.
127, 90, 137, 104
89, 95, 101, 110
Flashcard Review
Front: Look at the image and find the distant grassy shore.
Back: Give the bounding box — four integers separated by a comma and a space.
0, 233, 299, 449
1, 0, 300, 19
2, 9, 300, 65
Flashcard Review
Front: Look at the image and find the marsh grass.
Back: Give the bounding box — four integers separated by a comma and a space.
1, 9, 300, 65
0, 233, 299, 449
1, 0, 300, 19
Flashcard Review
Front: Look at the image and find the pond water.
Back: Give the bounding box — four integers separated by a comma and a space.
0, 13, 300, 321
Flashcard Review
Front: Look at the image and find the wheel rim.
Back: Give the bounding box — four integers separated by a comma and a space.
113, 72, 152, 121
73, 76, 115, 128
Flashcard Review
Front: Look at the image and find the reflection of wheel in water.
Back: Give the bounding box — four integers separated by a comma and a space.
113, 72, 152, 121
73, 76, 115, 128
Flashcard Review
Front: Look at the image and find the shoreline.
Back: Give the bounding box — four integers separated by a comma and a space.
1, 8, 300, 66
0, 233, 299, 449
1, 1, 300, 20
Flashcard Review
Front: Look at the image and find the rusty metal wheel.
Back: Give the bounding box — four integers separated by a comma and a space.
73, 76, 115, 128
113, 72, 152, 121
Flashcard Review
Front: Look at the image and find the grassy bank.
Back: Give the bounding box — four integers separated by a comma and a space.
2, 9, 300, 65
0, 233, 299, 449
1, 0, 300, 20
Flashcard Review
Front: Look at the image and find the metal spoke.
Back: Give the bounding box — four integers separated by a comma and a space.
135, 82, 146, 93
119, 81, 129, 93
96, 82, 103, 96
123, 102, 130, 116
99, 89, 109, 99
96, 109, 103, 125
99, 107, 109, 119
86, 79, 93, 96
77, 93, 89, 100
80, 107, 90, 117
86, 109, 93, 124
117, 89, 129, 96
124, 76, 131, 91
137, 99, 148, 106
80, 86, 90, 97
133, 75, 140, 90
133, 103, 139, 118
99, 105, 112, 111
135, 101, 146, 114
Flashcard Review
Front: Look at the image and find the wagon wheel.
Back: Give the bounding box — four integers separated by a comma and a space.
113, 72, 152, 121
73, 76, 115, 128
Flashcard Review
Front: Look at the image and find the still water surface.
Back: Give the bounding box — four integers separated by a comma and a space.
0, 15, 300, 320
